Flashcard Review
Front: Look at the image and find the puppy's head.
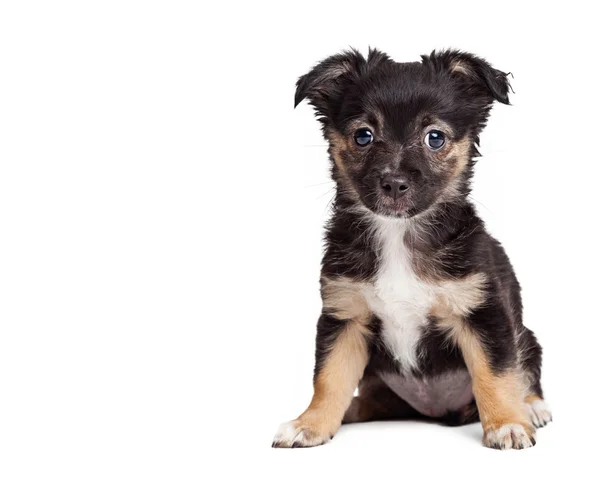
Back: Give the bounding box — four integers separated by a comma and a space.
295, 48, 511, 218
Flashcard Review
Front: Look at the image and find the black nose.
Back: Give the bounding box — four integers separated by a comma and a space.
380, 175, 410, 199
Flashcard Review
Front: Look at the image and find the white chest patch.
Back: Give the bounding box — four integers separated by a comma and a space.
364, 217, 434, 373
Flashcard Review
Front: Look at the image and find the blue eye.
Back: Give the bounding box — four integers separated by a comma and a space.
425, 130, 446, 150
354, 128, 374, 146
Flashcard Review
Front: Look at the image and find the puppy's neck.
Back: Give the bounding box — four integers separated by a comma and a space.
340, 197, 479, 255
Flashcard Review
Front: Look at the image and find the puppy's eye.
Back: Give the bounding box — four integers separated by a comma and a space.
354, 128, 374, 146
425, 130, 446, 150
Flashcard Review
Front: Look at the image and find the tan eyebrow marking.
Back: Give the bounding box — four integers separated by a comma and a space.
423, 117, 455, 138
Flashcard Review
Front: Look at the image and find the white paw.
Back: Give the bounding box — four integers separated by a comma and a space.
484, 423, 536, 450
271, 420, 331, 448
527, 399, 552, 428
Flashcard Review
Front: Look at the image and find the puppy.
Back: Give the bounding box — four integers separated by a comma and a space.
272, 49, 551, 450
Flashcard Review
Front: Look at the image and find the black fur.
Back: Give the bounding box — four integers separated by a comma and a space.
296, 48, 544, 429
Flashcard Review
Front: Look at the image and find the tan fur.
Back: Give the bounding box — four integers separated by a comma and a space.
284, 274, 373, 443
525, 394, 542, 405
431, 273, 534, 442
321, 62, 351, 81
429, 272, 488, 316
430, 134, 472, 201
321, 276, 371, 324
327, 129, 348, 173
450, 60, 472, 76
447, 136, 472, 179
323, 272, 487, 323
325, 129, 363, 203
424, 118, 455, 135
436, 307, 533, 439
291, 319, 371, 441
464, 340, 529, 433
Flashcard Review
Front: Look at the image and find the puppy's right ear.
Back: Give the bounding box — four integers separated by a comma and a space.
295, 48, 390, 119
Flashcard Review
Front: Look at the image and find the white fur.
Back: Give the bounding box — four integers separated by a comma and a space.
527, 399, 553, 428
364, 216, 435, 373
484, 423, 535, 450
271, 421, 329, 448
272, 421, 304, 447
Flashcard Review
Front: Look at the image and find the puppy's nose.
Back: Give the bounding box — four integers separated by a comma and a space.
380, 175, 410, 199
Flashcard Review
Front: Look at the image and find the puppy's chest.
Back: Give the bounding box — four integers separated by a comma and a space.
364, 223, 435, 372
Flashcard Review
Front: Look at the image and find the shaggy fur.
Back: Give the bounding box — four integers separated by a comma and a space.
272, 48, 550, 450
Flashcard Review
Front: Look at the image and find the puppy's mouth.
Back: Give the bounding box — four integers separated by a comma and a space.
361, 191, 415, 218
377, 195, 413, 217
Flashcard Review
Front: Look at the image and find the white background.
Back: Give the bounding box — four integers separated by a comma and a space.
1, 1, 598, 477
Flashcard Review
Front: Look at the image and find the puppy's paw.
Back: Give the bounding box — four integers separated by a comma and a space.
526, 398, 552, 428
271, 420, 332, 448
483, 423, 536, 450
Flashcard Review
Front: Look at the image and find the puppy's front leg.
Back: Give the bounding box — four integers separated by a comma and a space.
453, 319, 535, 450
272, 311, 371, 448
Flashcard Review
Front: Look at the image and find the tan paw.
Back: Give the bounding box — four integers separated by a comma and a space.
483, 423, 536, 450
271, 420, 332, 448
526, 398, 552, 428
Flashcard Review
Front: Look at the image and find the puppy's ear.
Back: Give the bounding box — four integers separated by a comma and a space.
423, 50, 511, 105
295, 48, 391, 117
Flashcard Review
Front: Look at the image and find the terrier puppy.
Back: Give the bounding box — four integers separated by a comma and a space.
272, 49, 551, 450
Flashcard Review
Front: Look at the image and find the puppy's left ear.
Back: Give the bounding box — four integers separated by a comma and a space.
423, 50, 511, 104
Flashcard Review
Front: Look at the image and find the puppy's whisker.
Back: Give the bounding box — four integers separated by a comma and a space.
468, 195, 492, 213
304, 180, 336, 189
316, 186, 336, 200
